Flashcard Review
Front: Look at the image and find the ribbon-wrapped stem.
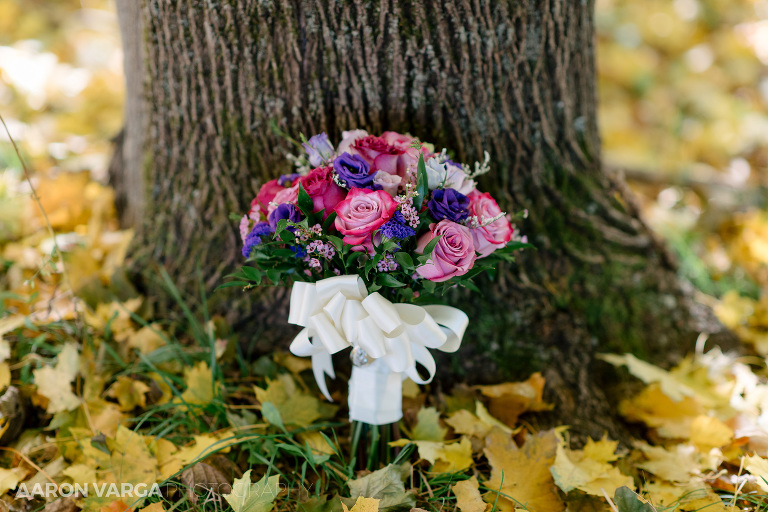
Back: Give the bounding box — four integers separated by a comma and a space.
288, 275, 468, 426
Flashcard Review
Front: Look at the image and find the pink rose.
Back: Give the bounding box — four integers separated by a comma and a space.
299, 166, 347, 218
253, 179, 284, 216
334, 188, 397, 245
415, 220, 477, 282
337, 129, 369, 155
467, 191, 513, 257
267, 184, 299, 215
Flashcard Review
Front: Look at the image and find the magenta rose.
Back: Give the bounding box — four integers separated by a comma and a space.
299, 166, 347, 218
334, 188, 397, 245
252, 179, 285, 216
267, 183, 299, 215
415, 220, 477, 282
467, 190, 513, 257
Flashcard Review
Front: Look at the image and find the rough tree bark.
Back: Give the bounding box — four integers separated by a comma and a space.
121, 0, 733, 440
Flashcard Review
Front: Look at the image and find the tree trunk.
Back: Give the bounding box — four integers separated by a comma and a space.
123, 0, 734, 440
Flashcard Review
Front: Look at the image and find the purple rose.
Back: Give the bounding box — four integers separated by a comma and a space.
303, 132, 335, 167
268, 203, 302, 232
333, 152, 377, 190
427, 188, 470, 222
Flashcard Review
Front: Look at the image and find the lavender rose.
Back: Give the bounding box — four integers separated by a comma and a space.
427, 188, 470, 222
302, 132, 335, 167
333, 152, 377, 190
415, 220, 477, 282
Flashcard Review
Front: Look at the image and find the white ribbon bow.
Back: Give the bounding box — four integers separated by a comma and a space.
288, 275, 468, 424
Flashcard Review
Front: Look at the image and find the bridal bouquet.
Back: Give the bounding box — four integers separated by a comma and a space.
232, 130, 526, 425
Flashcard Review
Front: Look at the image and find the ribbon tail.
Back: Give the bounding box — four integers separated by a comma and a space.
406, 343, 437, 385
422, 305, 468, 353
311, 351, 335, 402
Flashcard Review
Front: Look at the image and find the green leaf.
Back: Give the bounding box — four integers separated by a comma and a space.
266, 269, 281, 284
215, 281, 250, 290
421, 280, 436, 294
241, 266, 263, 285
346, 464, 416, 510
364, 259, 375, 279
612, 487, 655, 512
345, 251, 364, 268
327, 235, 343, 252
376, 273, 406, 288
322, 211, 337, 232
260, 402, 285, 431
224, 469, 281, 512
460, 280, 480, 293
378, 239, 400, 254
277, 229, 295, 243
298, 182, 314, 217
394, 252, 414, 270
414, 152, 428, 211
421, 235, 442, 259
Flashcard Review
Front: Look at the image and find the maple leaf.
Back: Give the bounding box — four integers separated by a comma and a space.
446, 401, 514, 440
223, 470, 280, 512
0, 467, 21, 495
483, 429, 564, 512
179, 361, 215, 405
346, 463, 415, 509
688, 415, 733, 451
127, 324, 167, 355
619, 383, 704, 438
475, 373, 553, 426
743, 454, 768, 492
550, 432, 632, 496
138, 503, 166, 512
634, 442, 712, 484
453, 476, 488, 512
107, 425, 159, 487
390, 437, 473, 473
106, 376, 151, 411
33, 342, 81, 413
411, 407, 447, 441
341, 497, 380, 512
62, 463, 97, 487
254, 374, 334, 428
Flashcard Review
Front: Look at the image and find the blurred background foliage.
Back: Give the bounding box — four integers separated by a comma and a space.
1, 0, 768, 346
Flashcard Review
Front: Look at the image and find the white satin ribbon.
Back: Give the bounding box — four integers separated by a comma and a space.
287, 275, 468, 425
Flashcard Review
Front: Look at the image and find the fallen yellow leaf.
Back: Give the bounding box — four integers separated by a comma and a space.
484, 429, 564, 512
33, 342, 81, 413
341, 497, 380, 512
550, 432, 632, 496
453, 476, 488, 512
223, 470, 280, 512
179, 361, 215, 405
689, 415, 733, 451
